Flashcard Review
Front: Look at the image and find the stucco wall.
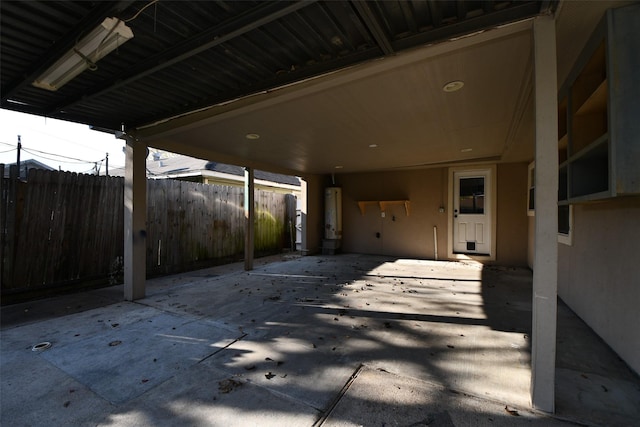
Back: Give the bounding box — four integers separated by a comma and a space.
337, 168, 448, 259
496, 163, 529, 266
333, 164, 528, 265
558, 196, 640, 375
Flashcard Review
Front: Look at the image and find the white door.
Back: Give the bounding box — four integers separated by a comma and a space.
453, 169, 491, 255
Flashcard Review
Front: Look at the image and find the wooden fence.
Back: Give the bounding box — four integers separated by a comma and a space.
1, 166, 295, 300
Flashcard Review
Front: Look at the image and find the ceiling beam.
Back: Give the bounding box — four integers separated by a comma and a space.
428, 0, 443, 27
393, 1, 540, 52
457, 0, 467, 21
0, 1, 132, 105
351, 1, 394, 55
399, 1, 418, 34
50, 1, 316, 117
482, 1, 495, 14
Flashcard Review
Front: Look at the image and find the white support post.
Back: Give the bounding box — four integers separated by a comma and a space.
124, 135, 147, 301
531, 15, 558, 413
244, 167, 255, 271
299, 178, 308, 254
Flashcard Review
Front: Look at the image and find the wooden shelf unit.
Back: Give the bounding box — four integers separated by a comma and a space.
357, 200, 410, 216
558, 4, 640, 203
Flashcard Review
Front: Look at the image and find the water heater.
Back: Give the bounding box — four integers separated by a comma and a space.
324, 187, 342, 240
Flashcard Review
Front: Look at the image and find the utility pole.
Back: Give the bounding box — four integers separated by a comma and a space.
16, 136, 21, 180
106, 152, 109, 176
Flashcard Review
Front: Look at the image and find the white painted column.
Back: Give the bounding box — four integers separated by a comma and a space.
299, 178, 308, 254
124, 135, 147, 301
244, 167, 255, 271
531, 15, 558, 413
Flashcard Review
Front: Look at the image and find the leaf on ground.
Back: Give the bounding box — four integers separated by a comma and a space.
108, 340, 122, 347
218, 378, 243, 393
504, 406, 519, 416
265, 372, 276, 380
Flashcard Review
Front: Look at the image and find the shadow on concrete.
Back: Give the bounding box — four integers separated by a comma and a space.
2, 254, 638, 426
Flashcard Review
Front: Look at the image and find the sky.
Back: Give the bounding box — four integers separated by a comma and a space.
0, 108, 126, 174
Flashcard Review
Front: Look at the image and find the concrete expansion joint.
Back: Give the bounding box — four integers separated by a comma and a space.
198, 333, 247, 365
314, 363, 364, 426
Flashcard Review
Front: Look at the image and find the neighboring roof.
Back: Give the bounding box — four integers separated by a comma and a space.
110, 152, 300, 187
0, 1, 556, 132
2, 158, 55, 178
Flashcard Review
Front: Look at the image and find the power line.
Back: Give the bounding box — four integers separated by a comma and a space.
21, 147, 103, 165
26, 128, 119, 155
2, 139, 122, 174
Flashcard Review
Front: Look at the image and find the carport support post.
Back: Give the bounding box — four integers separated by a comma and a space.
244, 167, 255, 270
124, 135, 147, 301
531, 15, 558, 413
299, 178, 308, 253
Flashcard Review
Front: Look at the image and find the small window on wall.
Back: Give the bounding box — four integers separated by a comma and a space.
527, 162, 535, 216
558, 205, 573, 245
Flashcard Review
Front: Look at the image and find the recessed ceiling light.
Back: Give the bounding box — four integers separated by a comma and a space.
369, 144, 378, 148
443, 80, 464, 92
334, 165, 343, 169
460, 148, 473, 152
245, 133, 260, 140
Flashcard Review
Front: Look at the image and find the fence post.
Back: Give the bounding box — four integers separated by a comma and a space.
1, 165, 19, 290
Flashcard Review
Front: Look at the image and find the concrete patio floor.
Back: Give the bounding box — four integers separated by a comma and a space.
2, 254, 639, 426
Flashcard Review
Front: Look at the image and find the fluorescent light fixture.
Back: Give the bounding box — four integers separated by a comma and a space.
32, 17, 134, 91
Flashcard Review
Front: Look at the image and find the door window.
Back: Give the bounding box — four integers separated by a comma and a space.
459, 177, 485, 214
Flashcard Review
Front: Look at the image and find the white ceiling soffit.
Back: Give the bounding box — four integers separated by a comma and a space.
137, 19, 535, 175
